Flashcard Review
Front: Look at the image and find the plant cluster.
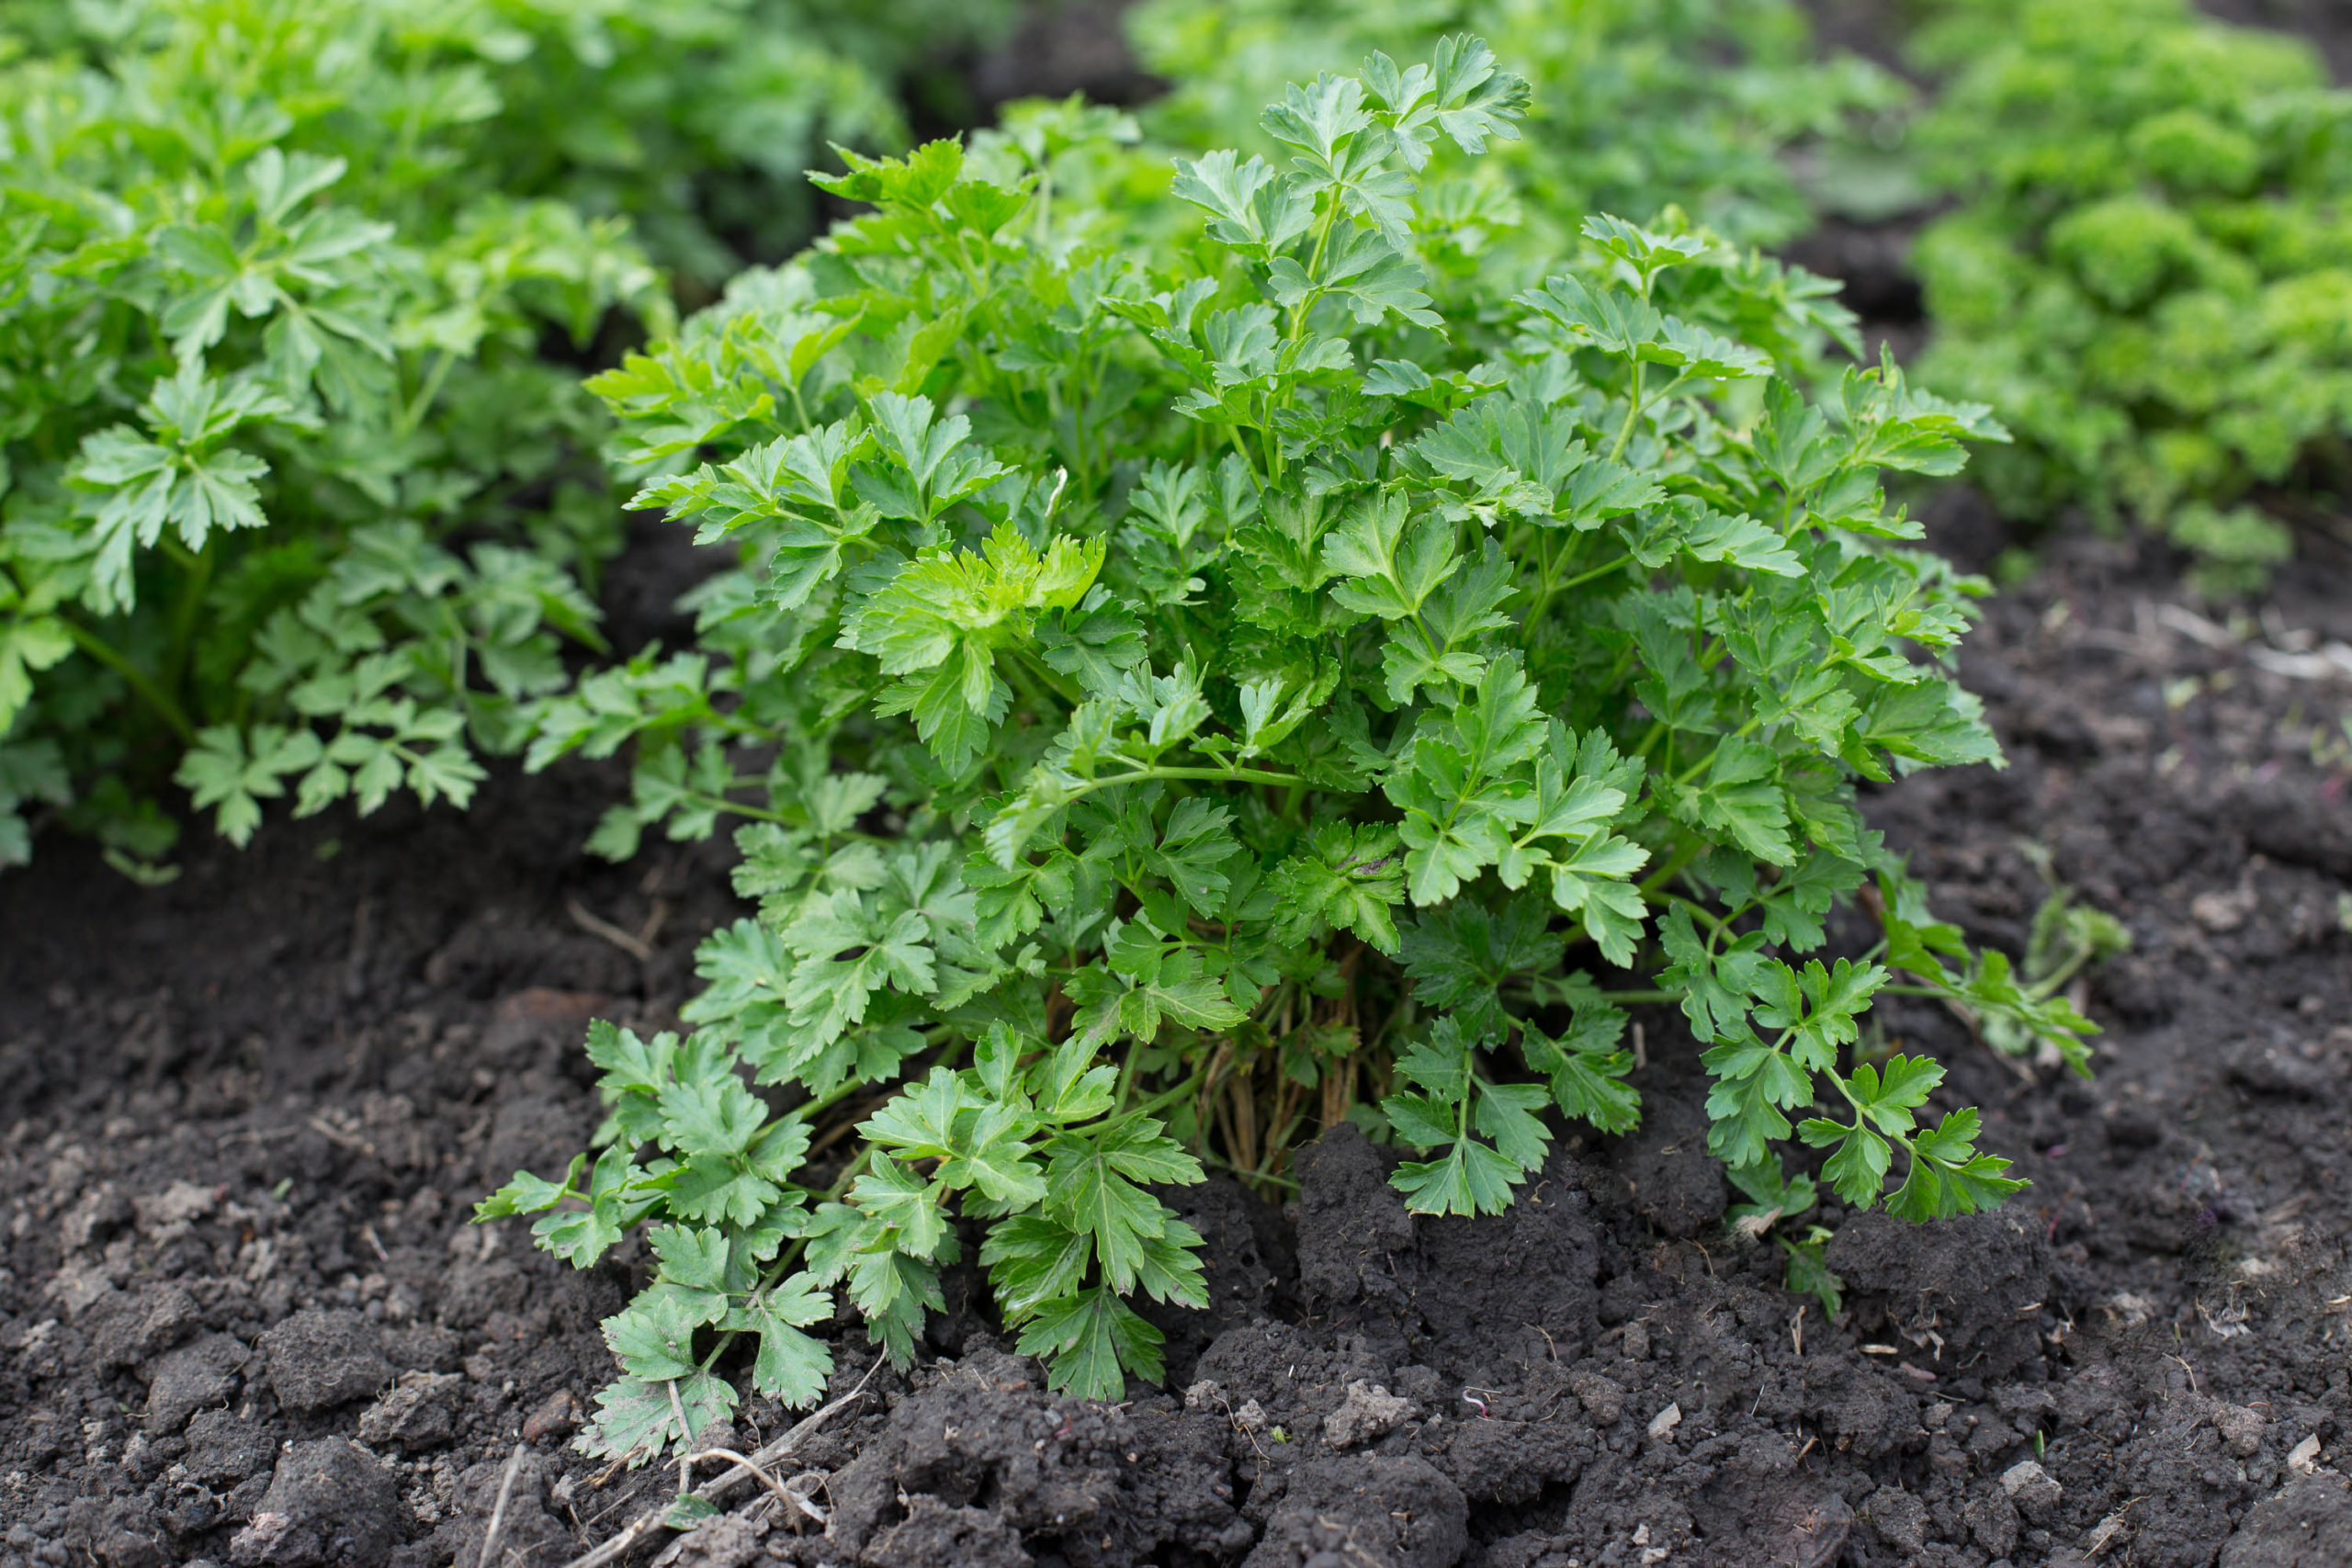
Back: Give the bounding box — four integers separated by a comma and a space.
0, 0, 1001, 870
1909, 0, 2352, 591
485, 42, 2093, 1468
1128, 0, 1902, 265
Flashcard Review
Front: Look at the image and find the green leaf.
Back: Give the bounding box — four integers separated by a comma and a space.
536, 1146, 639, 1266
1268, 822, 1407, 954
1815, 1120, 1892, 1208
1044, 1120, 1200, 1292
579, 1371, 737, 1465
1382, 1017, 1548, 1215
729, 1275, 837, 1407
1526, 1010, 1640, 1134
661, 1075, 769, 1161
1888, 1109, 2030, 1220
1323, 492, 1457, 619
1069, 944, 1250, 1045
1391, 1135, 1526, 1217
981, 1213, 1093, 1317
1779, 1230, 1844, 1316
604, 1288, 720, 1384
1015, 1286, 1165, 1398
649, 1225, 732, 1294
175, 725, 323, 846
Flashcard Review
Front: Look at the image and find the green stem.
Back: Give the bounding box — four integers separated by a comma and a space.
1666, 893, 1733, 937
1453, 1030, 1476, 1143
1672, 716, 1762, 788
1524, 547, 1637, 631
164, 538, 216, 711
1059, 763, 1312, 806
1637, 837, 1704, 895
682, 789, 794, 827
1285, 201, 1345, 347
1012, 648, 1085, 709
1200, 1147, 1300, 1190
2027, 939, 2099, 1001
1555, 552, 1635, 593
65, 622, 196, 743
401, 348, 458, 436
683, 1145, 881, 1390
797, 1074, 878, 1126
718, 1145, 876, 1357
1112, 1045, 1141, 1116
1105, 1066, 1207, 1133
1609, 361, 1647, 463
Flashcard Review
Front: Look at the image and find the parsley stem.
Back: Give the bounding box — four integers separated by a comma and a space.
1636, 838, 1703, 895
164, 538, 215, 700
1552, 552, 1634, 594
401, 347, 458, 436
690, 1143, 876, 1393
2025, 937, 2101, 1001
1104, 1066, 1208, 1134
668, 1379, 693, 1497
1670, 716, 1762, 787
1199, 1147, 1300, 1190
797, 1074, 878, 1126
63, 622, 196, 743
1012, 648, 1085, 708
1666, 893, 1733, 936
1609, 361, 1646, 462
1062, 763, 1310, 803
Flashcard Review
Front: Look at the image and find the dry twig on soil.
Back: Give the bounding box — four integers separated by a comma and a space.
556, 1362, 879, 1568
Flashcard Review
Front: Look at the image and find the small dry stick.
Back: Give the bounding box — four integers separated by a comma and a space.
666, 1380, 692, 1498
684, 1449, 822, 1520
569, 898, 654, 961
477, 1442, 528, 1568
557, 1362, 880, 1568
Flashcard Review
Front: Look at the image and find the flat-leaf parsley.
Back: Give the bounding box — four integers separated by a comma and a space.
488, 42, 2092, 1461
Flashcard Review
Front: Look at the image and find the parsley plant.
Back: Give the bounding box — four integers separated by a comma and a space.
0, 0, 1001, 870
1130, 0, 1905, 258
487, 42, 2091, 1461
1911, 0, 2352, 591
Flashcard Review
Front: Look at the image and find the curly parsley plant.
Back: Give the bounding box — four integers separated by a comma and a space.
1911, 0, 2352, 591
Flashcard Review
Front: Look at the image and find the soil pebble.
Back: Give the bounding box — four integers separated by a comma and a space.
228, 1438, 401, 1567
1322, 1381, 1412, 1449
143, 1334, 250, 1436
257, 1311, 392, 1413
184, 1412, 278, 1486
2222, 1472, 2352, 1567
354, 1371, 462, 1451
88, 1286, 202, 1367
865, 1495, 1030, 1568
1243, 1454, 1467, 1568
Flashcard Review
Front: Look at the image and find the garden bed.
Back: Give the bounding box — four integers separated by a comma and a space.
3, 500, 2350, 1568
10, 0, 2352, 1559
